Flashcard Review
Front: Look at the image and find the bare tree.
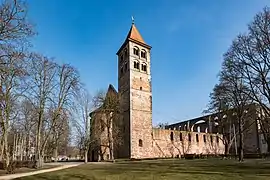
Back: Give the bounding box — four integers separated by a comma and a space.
71, 88, 92, 163
26, 53, 57, 168
19, 99, 35, 161
44, 63, 79, 163
221, 7, 270, 152
0, 46, 28, 171
206, 48, 253, 162
0, 0, 34, 45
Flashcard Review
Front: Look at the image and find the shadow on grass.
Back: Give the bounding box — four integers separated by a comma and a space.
15, 159, 270, 180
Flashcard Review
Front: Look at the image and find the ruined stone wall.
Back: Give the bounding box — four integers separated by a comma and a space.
152, 128, 225, 158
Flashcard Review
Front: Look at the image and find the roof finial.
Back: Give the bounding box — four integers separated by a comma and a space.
131, 16, 135, 24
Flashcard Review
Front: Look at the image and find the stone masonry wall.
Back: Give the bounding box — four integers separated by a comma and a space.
152, 128, 225, 158
129, 41, 153, 159
118, 43, 131, 159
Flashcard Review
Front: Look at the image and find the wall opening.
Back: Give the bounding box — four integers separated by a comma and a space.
196, 134, 199, 142
180, 133, 183, 141
133, 47, 139, 56
141, 50, 146, 58
124, 63, 128, 72
134, 61, 139, 69
188, 133, 191, 141
170, 132, 174, 141
139, 139, 143, 147
216, 136, 219, 144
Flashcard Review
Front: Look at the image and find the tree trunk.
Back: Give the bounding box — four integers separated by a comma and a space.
35, 129, 42, 168
267, 137, 270, 153
84, 148, 88, 163
20, 137, 23, 161
53, 146, 58, 162
238, 117, 244, 162
0, 137, 4, 161
224, 144, 229, 157
3, 131, 10, 170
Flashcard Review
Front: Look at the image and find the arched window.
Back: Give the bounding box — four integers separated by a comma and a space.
141, 63, 147, 72
133, 47, 139, 56
188, 133, 191, 141
141, 50, 146, 59
139, 139, 143, 147
170, 132, 174, 141
134, 61, 139, 69
196, 134, 199, 142
179, 133, 183, 141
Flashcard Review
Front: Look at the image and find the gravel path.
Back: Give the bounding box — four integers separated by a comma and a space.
0, 162, 83, 180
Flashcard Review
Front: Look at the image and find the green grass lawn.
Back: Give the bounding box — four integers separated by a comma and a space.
16, 158, 270, 180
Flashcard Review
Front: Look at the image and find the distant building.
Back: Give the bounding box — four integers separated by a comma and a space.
89, 21, 225, 161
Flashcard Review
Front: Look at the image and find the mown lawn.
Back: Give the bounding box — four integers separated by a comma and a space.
16, 158, 270, 180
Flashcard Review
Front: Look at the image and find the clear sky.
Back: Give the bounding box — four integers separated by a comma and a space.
27, 0, 269, 125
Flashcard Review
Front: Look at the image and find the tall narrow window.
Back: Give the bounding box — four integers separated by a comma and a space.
134, 61, 139, 69
124, 48, 128, 58
188, 133, 191, 142
203, 135, 206, 143
124, 63, 128, 72
141, 64, 147, 72
210, 135, 213, 143
196, 134, 199, 142
170, 132, 174, 141
133, 47, 139, 56
141, 50, 146, 58
180, 133, 183, 141
139, 139, 143, 147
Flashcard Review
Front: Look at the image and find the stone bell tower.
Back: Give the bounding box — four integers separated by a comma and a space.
116, 20, 153, 159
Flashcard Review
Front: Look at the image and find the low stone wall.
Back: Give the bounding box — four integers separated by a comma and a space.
151, 128, 225, 158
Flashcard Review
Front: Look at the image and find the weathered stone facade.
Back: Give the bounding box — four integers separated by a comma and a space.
152, 129, 224, 157
89, 22, 225, 161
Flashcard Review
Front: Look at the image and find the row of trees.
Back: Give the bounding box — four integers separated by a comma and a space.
0, 0, 100, 171
206, 7, 270, 161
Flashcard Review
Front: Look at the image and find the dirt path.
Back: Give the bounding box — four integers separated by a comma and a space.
0, 162, 83, 180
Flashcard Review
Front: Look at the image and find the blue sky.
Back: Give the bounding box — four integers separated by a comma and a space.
27, 0, 269, 125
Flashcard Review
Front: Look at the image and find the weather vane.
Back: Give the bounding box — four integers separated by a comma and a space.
132, 16, 135, 24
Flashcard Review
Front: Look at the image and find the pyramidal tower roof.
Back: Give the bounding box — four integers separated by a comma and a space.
117, 20, 151, 55
126, 23, 145, 44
